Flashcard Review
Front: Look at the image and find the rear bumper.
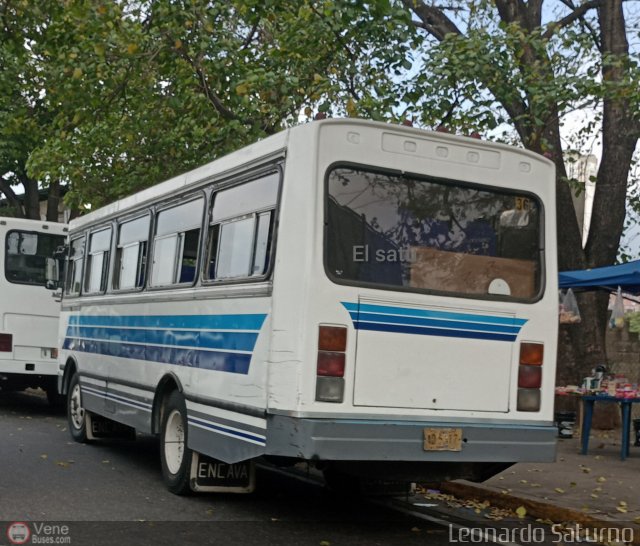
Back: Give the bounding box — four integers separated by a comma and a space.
266, 415, 557, 463
0, 358, 59, 377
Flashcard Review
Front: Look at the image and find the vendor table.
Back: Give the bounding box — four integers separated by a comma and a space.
580, 395, 640, 460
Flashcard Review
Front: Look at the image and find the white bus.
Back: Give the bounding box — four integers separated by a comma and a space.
54, 119, 558, 494
1, 218, 68, 405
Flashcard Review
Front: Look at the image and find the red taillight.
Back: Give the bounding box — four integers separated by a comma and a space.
0, 333, 12, 352
518, 342, 543, 412
317, 351, 345, 377
316, 325, 348, 403
318, 326, 347, 352
518, 365, 542, 389
51, 348, 59, 359
520, 343, 543, 366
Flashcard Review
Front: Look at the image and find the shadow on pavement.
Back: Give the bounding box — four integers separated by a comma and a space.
0, 388, 64, 416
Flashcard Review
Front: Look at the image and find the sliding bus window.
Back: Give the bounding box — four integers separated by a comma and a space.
84, 228, 112, 294
150, 198, 204, 287
65, 236, 85, 296
206, 172, 278, 281
113, 215, 150, 291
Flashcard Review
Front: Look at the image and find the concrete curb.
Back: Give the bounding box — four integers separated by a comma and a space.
440, 481, 640, 546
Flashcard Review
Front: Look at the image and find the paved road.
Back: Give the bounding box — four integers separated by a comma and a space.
0, 390, 452, 546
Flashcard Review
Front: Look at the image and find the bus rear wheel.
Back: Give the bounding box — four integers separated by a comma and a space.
160, 390, 193, 495
67, 373, 89, 443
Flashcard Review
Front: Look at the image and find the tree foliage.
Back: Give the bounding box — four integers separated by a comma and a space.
5, 0, 412, 209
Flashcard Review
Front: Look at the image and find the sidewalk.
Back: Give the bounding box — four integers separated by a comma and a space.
433, 432, 640, 538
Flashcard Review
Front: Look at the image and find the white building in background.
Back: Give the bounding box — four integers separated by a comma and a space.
567, 153, 598, 248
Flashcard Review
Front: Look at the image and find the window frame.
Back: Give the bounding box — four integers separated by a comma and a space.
111, 212, 152, 294
4, 229, 66, 287
202, 166, 282, 286
83, 225, 113, 295
147, 191, 206, 291
64, 234, 87, 298
323, 161, 546, 305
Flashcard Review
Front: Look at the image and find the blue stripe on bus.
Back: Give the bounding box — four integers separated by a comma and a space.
68, 313, 267, 331
64, 313, 267, 374
66, 326, 258, 352
350, 312, 522, 335
354, 321, 518, 342
188, 416, 266, 445
341, 302, 527, 327
64, 337, 253, 374
342, 302, 526, 342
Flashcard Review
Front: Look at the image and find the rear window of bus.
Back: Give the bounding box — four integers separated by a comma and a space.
325, 166, 543, 301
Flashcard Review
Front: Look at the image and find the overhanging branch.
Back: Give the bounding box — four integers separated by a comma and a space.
542, 0, 603, 40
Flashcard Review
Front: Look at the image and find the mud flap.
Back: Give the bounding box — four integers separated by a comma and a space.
86, 413, 136, 440
189, 452, 255, 493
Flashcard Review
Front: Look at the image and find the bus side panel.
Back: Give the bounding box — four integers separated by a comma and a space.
61, 291, 272, 463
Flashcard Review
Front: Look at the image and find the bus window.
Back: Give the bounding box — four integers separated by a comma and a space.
65, 236, 85, 296
113, 215, 150, 290
327, 167, 542, 300
5, 230, 65, 286
84, 228, 112, 294
150, 198, 204, 287
206, 173, 278, 281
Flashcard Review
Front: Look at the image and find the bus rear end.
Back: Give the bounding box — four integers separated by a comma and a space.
0, 219, 67, 403
268, 120, 557, 485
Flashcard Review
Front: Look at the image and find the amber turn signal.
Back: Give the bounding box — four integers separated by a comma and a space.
318, 326, 347, 352
520, 342, 543, 366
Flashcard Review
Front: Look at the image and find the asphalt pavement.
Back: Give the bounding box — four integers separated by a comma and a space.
0, 390, 446, 546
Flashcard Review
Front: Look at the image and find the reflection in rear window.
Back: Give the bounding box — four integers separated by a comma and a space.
5, 230, 65, 286
326, 167, 542, 300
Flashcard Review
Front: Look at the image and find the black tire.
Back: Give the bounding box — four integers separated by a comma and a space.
67, 373, 89, 443
160, 390, 193, 495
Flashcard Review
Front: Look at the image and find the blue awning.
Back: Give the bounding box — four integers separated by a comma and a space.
559, 260, 640, 294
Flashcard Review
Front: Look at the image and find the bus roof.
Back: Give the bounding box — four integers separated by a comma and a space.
0, 217, 68, 233
68, 118, 553, 231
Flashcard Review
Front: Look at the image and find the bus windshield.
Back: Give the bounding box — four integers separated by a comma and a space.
5, 230, 65, 286
326, 166, 542, 300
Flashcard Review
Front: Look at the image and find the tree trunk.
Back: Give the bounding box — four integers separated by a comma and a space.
21, 176, 41, 220
46, 181, 61, 222
567, 0, 640, 378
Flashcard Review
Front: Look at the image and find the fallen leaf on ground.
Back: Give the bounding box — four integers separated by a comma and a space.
56, 461, 70, 468
40, 454, 47, 460
555, 488, 565, 494
597, 477, 606, 483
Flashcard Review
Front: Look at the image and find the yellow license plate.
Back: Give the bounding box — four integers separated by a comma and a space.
423, 428, 463, 451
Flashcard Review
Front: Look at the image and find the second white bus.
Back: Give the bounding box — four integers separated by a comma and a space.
1, 218, 67, 405
54, 119, 558, 493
